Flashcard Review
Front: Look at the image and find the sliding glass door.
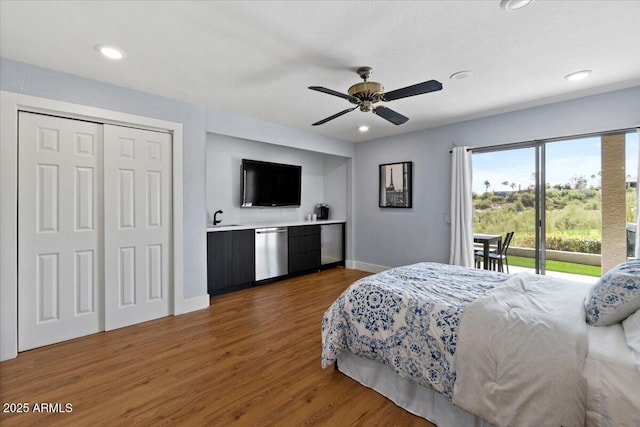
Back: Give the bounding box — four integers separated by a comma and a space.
544, 137, 601, 277
626, 132, 639, 258
472, 130, 637, 279
472, 146, 539, 273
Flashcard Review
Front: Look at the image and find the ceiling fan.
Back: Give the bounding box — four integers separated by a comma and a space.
308, 66, 442, 126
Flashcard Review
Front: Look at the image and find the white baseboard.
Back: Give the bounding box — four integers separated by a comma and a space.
0, 340, 17, 361
176, 294, 210, 315
348, 260, 390, 274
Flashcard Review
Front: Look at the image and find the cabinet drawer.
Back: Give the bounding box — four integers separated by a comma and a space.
288, 224, 320, 238
289, 250, 320, 274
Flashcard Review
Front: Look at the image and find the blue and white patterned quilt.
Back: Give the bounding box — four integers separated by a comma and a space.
321, 262, 510, 400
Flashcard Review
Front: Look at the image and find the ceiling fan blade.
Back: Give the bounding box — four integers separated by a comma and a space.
383, 80, 443, 101
373, 106, 409, 125
309, 86, 360, 104
312, 106, 358, 126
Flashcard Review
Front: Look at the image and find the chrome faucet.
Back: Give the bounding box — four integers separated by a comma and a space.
213, 210, 223, 225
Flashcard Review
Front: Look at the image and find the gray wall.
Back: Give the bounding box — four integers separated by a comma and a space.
206, 107, 354, 158
205, 133, 348, 225
323, 155, 349, 222
353, 86, 640, 269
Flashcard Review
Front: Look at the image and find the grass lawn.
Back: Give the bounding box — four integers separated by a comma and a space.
509, 255, 601, 277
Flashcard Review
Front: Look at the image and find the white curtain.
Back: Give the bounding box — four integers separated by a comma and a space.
636, 128, 640, 258
449, 146, 474, 267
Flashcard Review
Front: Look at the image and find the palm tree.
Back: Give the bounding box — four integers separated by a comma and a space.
484, 180, 491, 193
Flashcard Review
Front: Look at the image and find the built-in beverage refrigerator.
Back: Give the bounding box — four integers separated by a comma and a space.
321, 223, 343, 266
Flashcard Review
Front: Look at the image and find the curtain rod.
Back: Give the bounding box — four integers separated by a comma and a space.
449, 126, 639, 154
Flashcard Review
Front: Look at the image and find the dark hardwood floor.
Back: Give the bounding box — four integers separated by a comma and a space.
0, 268, 436, 427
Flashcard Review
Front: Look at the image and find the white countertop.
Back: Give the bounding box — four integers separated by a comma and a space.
206, 219, 346, 232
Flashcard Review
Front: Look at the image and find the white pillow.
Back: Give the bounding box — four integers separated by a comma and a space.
622, 309, 640, 374
584, 259, 640, 325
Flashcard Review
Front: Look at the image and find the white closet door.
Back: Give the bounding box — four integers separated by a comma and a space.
103, 125, 172, 330
18, 112, 104, 351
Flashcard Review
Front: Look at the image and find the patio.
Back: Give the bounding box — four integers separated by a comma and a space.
508, 265, 597, 285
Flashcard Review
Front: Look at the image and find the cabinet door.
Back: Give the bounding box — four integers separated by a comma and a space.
207, 231, 233, 294
288, 225, 321, 274
232, 229, 255, 285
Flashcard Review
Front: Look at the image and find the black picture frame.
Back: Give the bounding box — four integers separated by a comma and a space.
379, 161, 412, 208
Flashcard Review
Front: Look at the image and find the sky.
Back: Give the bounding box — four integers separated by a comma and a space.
472, 132, 639, 194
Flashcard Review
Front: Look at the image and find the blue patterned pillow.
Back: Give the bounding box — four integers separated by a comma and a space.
585, 259, 640, 326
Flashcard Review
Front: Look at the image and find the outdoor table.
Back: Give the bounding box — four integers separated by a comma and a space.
473, 233, 502, 270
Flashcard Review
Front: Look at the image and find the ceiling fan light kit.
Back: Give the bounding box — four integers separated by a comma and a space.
564, 70, 592, 81
499, 0, 534, 11
309, 66, 442, 126
95, 44, 126, 60
450, 70, 472, 80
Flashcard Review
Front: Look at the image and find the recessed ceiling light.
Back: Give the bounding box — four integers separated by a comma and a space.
358, 125, 369, 133
450, 71, 472, 80
96, 44, 125, 60
500, 0, 534, 10
564, 70, 592, 81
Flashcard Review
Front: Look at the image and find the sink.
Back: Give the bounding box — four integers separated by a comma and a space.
210, 224, 242, 228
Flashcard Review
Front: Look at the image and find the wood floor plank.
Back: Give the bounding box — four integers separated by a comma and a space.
0, 268, 436, 426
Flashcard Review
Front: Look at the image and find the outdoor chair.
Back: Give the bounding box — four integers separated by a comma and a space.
487, 231, 515, 273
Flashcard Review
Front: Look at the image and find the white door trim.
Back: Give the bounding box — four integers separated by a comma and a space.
1, 90, 185, 361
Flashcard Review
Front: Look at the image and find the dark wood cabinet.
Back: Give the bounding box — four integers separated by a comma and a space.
208, 231, 232, 294
207, 222, 345, 295
207, 229, 255, 295
231, 229, 255, 285
288, 225, 321, 275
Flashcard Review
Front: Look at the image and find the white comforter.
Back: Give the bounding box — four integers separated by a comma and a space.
453, 272, 590, 427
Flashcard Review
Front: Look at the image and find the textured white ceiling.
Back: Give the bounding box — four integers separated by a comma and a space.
1, 0, 639, 143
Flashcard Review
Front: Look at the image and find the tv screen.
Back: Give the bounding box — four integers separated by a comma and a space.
241, 159, 302, 207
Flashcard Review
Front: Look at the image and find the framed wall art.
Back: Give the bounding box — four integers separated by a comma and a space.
379, 161, 412, 208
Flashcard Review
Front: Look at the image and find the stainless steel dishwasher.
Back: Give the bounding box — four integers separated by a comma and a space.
255, 227, 288, 281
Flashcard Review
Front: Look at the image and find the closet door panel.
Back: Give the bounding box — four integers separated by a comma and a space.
18, 112, 104, 351
103, 125, 172, 330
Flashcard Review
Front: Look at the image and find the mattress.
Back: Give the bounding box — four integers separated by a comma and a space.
584, 323, 640, 427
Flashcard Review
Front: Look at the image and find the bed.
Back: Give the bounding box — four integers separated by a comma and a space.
321, 261, 640, 427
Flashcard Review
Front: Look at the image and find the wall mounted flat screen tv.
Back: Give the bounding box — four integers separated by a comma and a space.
241, 159, 302, 207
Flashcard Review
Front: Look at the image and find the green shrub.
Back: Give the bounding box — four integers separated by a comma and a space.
546, 236, 601, 253
512, 233, 601, 254
519, 193, 534, 208
475, 199, 492, 210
